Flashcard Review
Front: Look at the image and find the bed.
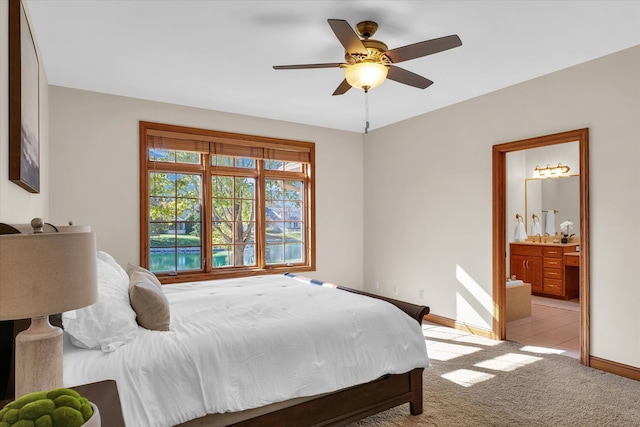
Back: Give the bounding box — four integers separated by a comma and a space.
11, 252, 431, 426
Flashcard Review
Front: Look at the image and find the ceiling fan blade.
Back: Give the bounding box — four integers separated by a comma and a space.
327, 19, 368, 55
386, 35, 462, 63
273, 63, 344, 70
332, 79, 352, 96
387, 66, 434, 89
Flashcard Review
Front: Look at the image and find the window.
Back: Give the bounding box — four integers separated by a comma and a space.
140, 122, 315, 282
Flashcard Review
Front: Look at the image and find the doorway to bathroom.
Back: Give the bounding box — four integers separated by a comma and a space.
492, 128, 590, 365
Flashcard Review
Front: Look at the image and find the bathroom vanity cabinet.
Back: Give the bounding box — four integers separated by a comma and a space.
510, 242, 579, 299
510, 245, 543, 292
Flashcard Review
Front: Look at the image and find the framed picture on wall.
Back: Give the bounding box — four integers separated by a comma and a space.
8, 0, 40, 193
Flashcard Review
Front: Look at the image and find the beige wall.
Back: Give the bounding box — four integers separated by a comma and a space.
47, 87, 365, 289
0, 0, 49, 223
363, 45, 640, 368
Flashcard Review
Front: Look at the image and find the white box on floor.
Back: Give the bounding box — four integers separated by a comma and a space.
507, 282, 531, 321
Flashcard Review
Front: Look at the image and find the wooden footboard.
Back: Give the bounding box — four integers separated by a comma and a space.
233, 368, 424, 427
177, 368, 424, 427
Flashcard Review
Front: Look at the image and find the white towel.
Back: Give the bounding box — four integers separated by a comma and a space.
514, 222, 527, 241
545, 210, 556, 235
506, 279, 524, 287
531, 219, 542, 236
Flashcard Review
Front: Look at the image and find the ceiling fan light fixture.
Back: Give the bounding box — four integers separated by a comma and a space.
344, 62, 388, 91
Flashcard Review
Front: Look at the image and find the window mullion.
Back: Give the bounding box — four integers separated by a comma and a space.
173, 179, 179, 274
203, 153, 212, 273
302, 164, 310, 267
256, 160, 266, 269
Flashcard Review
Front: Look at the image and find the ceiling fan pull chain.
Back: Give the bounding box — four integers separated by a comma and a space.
364, 89, 370, 134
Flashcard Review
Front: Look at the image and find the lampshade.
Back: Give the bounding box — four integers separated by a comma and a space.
0, 231, 98, 320
0, 229, 97, 397
344, 62, 388, 90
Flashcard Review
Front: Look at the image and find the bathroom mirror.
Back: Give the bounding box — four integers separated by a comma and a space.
525, 175, 580, 236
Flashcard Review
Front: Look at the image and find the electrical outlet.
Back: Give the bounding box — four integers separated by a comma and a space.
419, 289, 424, 299
375, 281, 379, 289
393, 284, 398, 295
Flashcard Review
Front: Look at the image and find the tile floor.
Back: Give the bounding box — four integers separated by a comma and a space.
506, 298, 580, 359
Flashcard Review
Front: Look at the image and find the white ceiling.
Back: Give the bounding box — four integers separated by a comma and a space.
26, 1, 640, 133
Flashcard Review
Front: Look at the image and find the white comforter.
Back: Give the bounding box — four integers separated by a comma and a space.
63, 275, 429, 427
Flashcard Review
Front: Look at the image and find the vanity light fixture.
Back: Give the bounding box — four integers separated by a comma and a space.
533, 163, 570, 178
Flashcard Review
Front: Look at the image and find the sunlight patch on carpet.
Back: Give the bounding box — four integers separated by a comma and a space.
422, 326, 470, 340
473, 352, 543, 372
452, 334, 501, 346
520, 345, 566, 355
441, 369, 495, 387
422, 322, 501, 346
427, 341, 482, 361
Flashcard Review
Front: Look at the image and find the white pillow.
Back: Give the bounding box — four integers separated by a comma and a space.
63, 257, 138, 352
97, 251, 130, 284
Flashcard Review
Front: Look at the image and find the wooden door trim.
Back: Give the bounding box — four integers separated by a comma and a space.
492, 128, 590, 365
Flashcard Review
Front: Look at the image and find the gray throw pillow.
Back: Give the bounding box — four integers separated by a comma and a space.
129, 270, 170, 331
126, 263, 163, 289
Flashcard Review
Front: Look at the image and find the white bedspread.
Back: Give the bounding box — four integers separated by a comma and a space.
63, 275, 429, 427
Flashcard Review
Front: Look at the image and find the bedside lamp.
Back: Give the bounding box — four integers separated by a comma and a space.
0, 218, 97, 397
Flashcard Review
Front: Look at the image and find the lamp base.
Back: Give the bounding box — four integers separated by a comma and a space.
15, 316, 63, 397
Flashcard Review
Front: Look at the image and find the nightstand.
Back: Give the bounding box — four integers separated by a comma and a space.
71, 380, 126, 426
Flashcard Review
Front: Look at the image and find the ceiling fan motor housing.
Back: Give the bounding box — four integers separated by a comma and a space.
345, 39, 391, 65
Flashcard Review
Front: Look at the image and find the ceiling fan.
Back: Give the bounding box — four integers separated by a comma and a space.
273, 19, 462, 95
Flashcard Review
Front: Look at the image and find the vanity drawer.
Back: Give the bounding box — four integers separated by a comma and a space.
565, 255, 580, 266
543, 247, 564, 258
544, 268, 562, 279
543, 279, 563, 295
544, 258, 563, 268
511, 244, 543, 257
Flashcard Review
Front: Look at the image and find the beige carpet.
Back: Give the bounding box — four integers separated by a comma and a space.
348, 324, 640, 426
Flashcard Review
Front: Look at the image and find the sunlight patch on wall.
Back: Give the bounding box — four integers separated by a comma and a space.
474, 353, 543, 372
455, 295, 492, 330
455, 264, 492, 329
441, 369, 495, 387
